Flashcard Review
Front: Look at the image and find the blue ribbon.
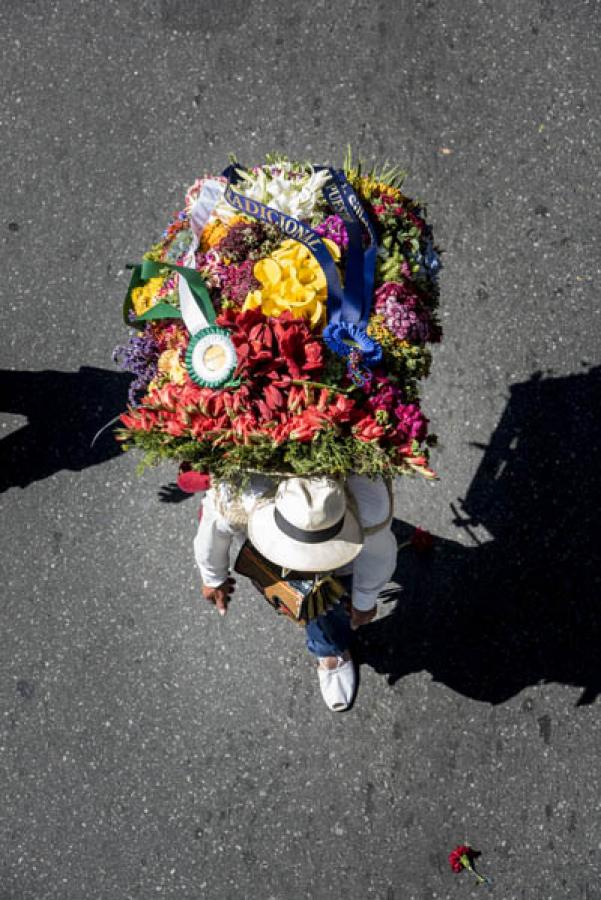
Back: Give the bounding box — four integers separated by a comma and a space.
318, 167, 379, 327
320, 170, 365, 325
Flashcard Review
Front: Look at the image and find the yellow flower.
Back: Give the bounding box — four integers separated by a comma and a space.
347, 171, 404, 201
200, 215, 248, 251
243, 238, 340, 328
131, 277, 165, 317
157, 348, 187, 385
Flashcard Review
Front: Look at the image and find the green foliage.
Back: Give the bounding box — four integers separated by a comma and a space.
343, 145, 408, 190
117, 424, 422, 486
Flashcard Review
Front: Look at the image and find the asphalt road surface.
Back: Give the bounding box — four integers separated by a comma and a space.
1, 1, 600, 898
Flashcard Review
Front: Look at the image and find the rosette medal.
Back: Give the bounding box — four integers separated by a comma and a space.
185, 326, 237, 388
175, 180, 238, 388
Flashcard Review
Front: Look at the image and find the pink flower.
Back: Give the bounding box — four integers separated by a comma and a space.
375, 282, 440, 344
220, 259, 260, 304
313, 215, 349, 249
365, 376, 400, 413
394, 402, 429, 442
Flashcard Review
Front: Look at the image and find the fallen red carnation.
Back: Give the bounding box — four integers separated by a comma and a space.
448, 845, 489, 885
448, 845, 478, 873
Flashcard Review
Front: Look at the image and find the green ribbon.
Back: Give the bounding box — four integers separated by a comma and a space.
123, 258, 215, 327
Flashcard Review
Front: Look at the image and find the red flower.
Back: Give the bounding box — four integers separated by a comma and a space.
289, 406, 327, 442
353, 415, 386, 442
448, 845, 479, 873
222, 309, 278, 379
216, 306, 262, 332
163, 415, 187, 437
180, 382, 203, 408
271, 420, 295, 445
248, 319, 276, 352
264, 383, 285, 411
119, 412, 137, 430
448, 845, 489, 885
231, 412, 260, 442
273, 312, 324, 379
328, 394, 356, 423
177, 464, 211, 493
232, 385, 250, 413
205, 391, 226, 417
120, 409, 158, 432
189, 413, 217, 438
255, 399, 275, 422
410, 527, 434, 554
215, 307, 324, 387
154, 382, 181, 411
287, 384, 307, 413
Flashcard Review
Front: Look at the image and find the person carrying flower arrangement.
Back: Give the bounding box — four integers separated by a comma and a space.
193, 471, 397, 711
114, 155, 442, 710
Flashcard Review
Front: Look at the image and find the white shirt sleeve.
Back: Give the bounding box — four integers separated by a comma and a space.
193, 489, 238, 588
345, 475, 398, 611
193, 476, 275, 588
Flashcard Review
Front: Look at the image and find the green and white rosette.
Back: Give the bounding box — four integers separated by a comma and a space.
185, 325, 237, 388
179, 180, 238, 389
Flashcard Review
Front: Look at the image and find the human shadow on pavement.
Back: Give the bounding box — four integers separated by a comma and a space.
352, 366, 601, 706
0, 367, 132, 493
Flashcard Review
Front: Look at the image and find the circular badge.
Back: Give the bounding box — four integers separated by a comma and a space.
185, 326, 238, 388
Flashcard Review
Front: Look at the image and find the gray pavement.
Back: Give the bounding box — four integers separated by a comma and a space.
1, 1, 601, 898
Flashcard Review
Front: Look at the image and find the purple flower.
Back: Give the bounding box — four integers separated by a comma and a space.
314, 215, 349, 249
394, 402, 429, 442
220, 259, 260, 304
196, 250, 228, 287
215, 221, 273, 263
374, 282, 440, 343
113, 326, 160, 405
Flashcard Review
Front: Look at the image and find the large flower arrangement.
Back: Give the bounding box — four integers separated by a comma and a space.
114, 154, 442, 483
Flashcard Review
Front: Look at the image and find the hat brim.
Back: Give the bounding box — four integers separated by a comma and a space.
247, 502, 364, 573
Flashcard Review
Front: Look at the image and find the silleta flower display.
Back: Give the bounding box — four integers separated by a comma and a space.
113, 154, 442, 483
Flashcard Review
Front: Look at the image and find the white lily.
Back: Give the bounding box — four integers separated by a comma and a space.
216, 165, 330, 222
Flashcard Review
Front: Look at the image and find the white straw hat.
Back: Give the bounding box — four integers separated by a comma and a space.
247, 476, 364, 572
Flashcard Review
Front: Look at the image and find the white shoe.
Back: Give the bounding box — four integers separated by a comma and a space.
317, 655, 356, 711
